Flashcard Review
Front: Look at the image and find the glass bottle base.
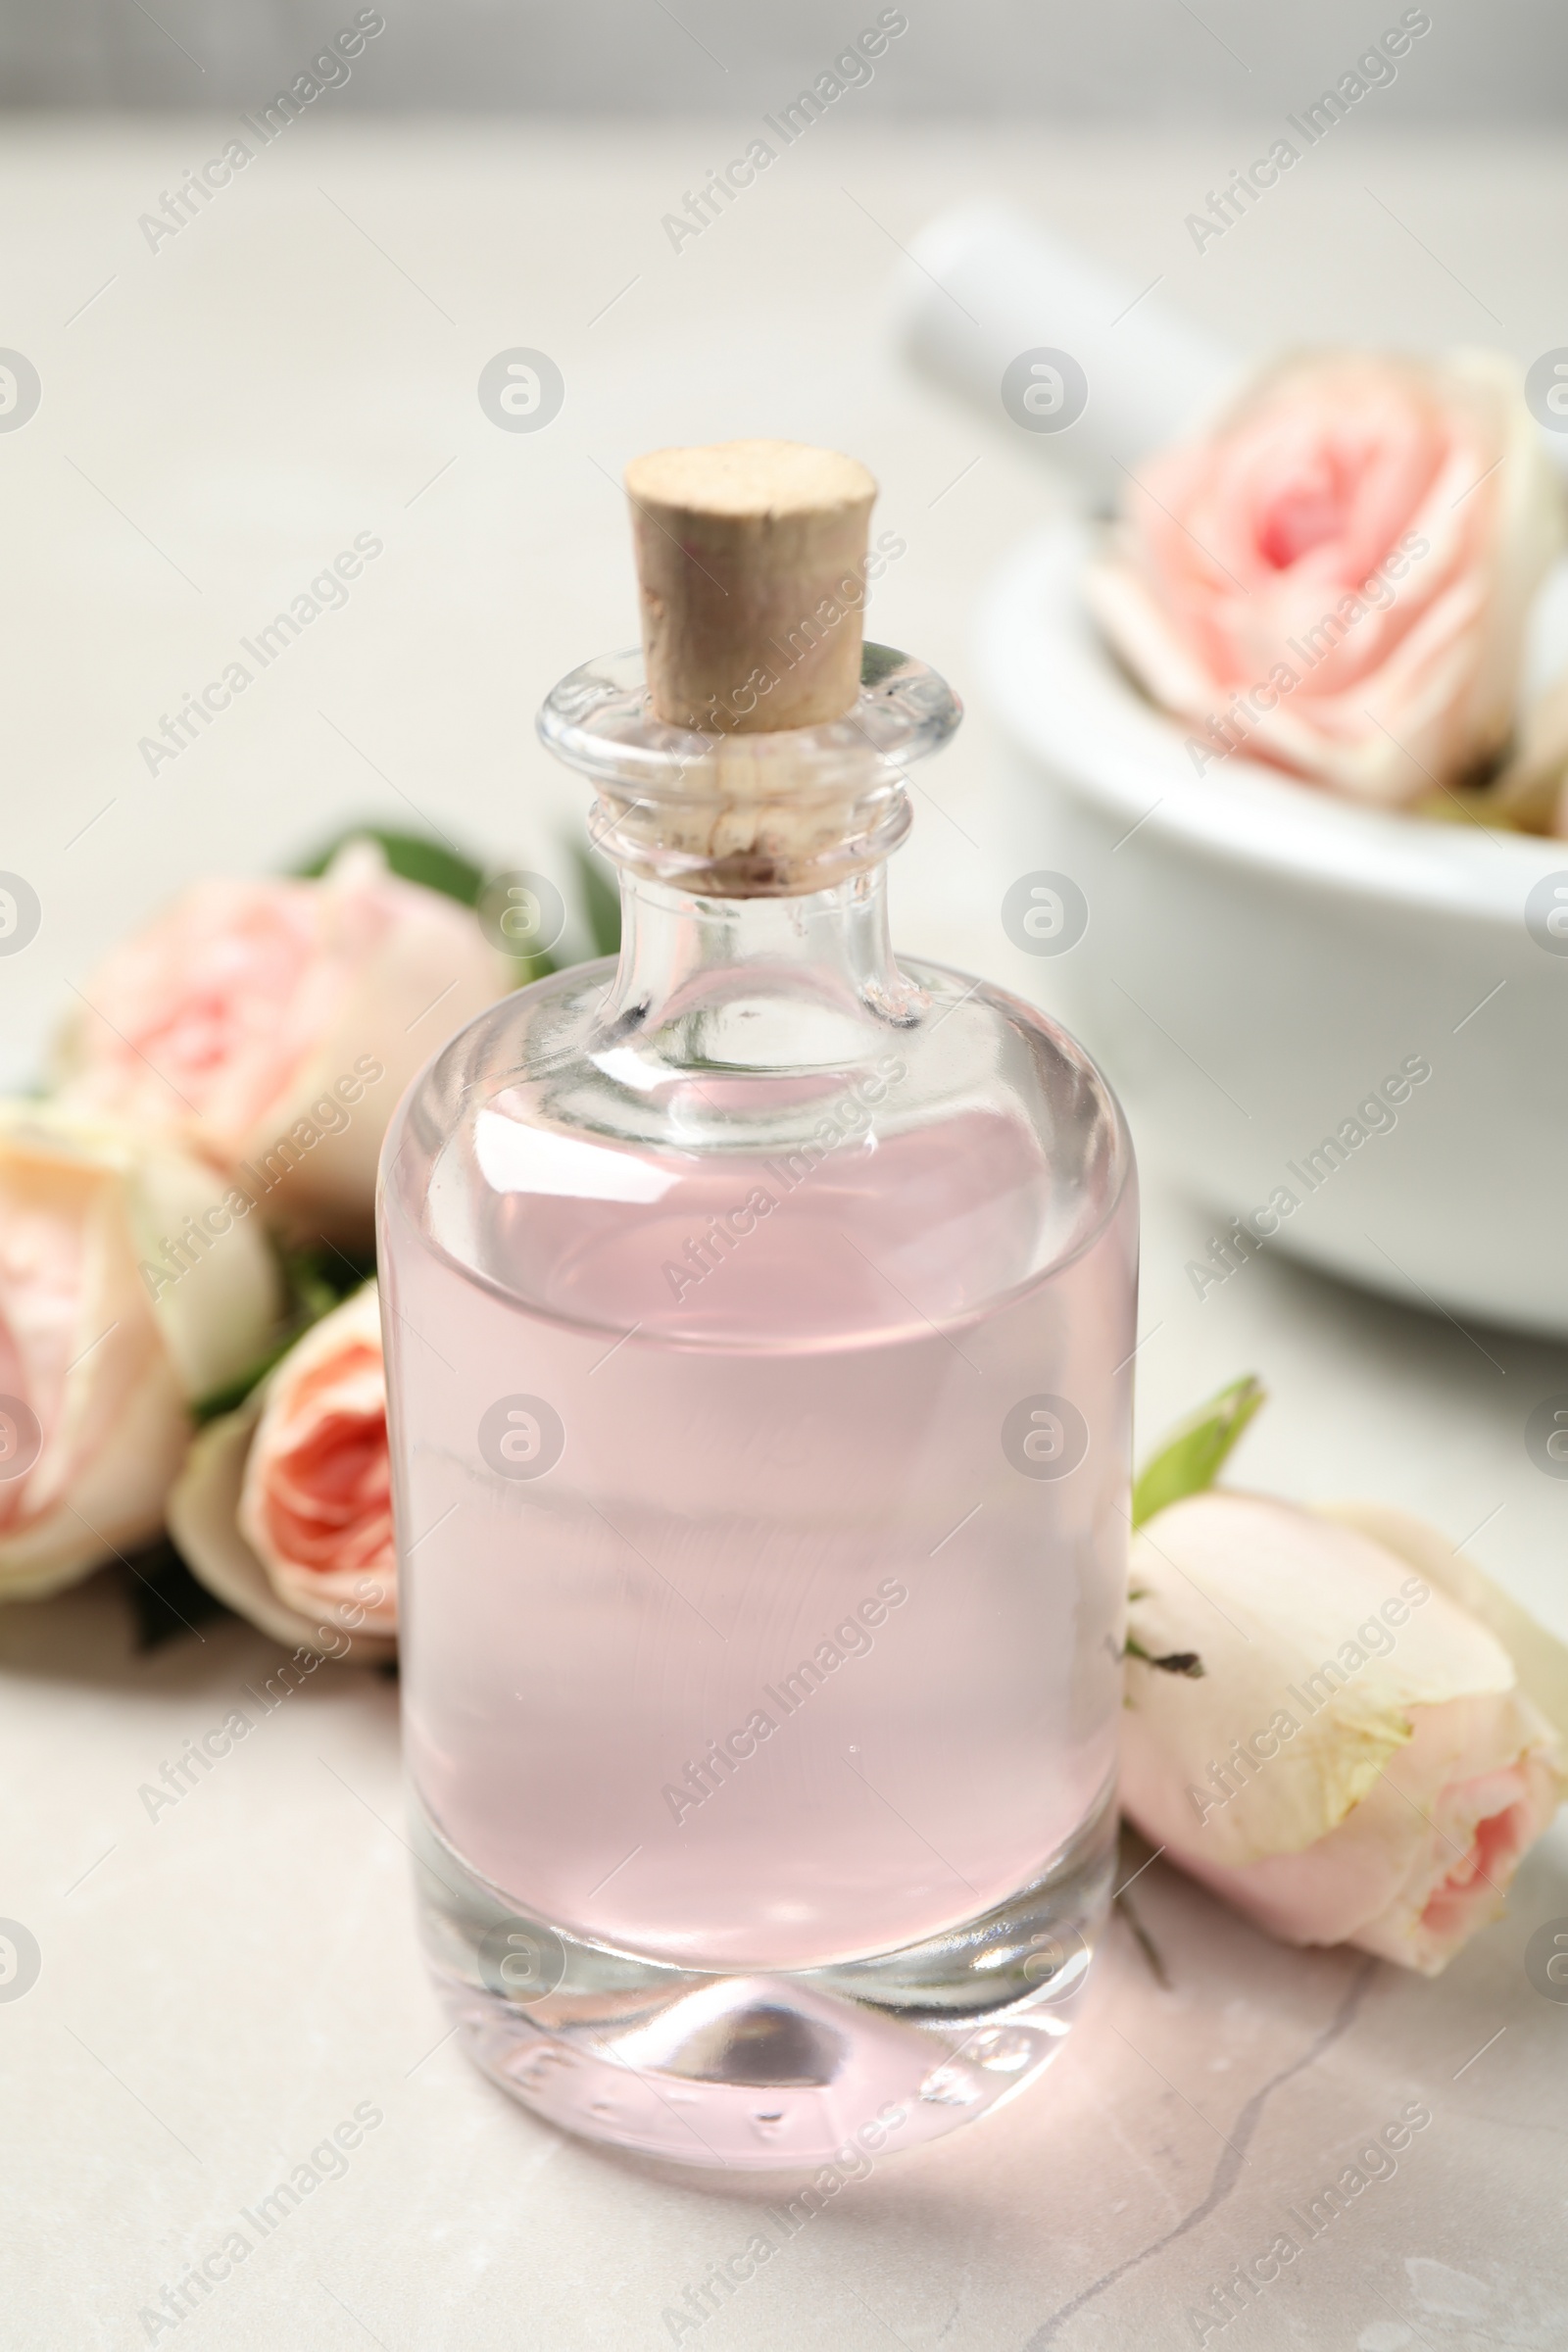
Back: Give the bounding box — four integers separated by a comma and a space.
411, 1787, 1117, 2170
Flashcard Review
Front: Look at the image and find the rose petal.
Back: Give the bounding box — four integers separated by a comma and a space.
0, 1103, 281, 1601
169, 1396, 394, 1663
1087, 347, 1562, 805
237, 1283, 397, 1637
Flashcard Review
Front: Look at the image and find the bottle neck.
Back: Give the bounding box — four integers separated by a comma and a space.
537, 644, 962, 1069
596, 857, 924, 1074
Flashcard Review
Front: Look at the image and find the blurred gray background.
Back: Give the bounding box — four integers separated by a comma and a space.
3, 0, 1563, 116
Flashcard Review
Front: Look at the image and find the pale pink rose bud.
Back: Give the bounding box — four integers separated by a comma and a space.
242, 1282, 394, 1636
0, 1102, 282, 1600
1087, 349, 1562, 807
51, 842, 509, 1239
1122, 1491, 1567, 1975
170, 1284, 395, 1656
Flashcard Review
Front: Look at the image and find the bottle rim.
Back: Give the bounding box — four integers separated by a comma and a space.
536, 643, 961, 797
537, 645, 959, 896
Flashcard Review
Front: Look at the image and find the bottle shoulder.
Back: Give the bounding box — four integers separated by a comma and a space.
391, 953, 1127, 1162
380, 955, 1135, 1343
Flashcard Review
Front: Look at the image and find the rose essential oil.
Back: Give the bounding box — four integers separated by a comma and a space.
379, 441, 1137, 2166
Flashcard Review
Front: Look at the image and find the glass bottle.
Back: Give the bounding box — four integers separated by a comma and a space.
378, 634, 1138, 2170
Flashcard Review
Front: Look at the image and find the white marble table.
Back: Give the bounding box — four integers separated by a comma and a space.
4, 119, 1567, 2349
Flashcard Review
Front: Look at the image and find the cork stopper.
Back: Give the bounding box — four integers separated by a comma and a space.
624, 439, 878, 734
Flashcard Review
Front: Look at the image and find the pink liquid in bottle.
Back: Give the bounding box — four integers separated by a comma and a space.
380, 643, 1136, 2166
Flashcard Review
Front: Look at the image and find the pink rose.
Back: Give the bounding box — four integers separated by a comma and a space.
1087, 349, 1560, 805
169, 1283, 395, 1655
240, 1283, 394, 1635
1122, 1490, 1567, 1974
0, 1102, 281, 1599
52, 842, 507, 1238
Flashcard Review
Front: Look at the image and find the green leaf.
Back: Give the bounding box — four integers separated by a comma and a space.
190, 1241, 374, 1424
1131, 1374, 1266, 1530
1124, 1634, 1204, 1678
569, 838, 621, 958
293, 825, 486, 908
860, 642, 907, 688
122, 1535, 235, 1649
191, 1339, 293, 1427
284, 1239, 376, 1310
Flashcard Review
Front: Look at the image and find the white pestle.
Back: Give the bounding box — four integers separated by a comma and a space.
891, 200, 1245, 502
894, 201, 1568, 497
